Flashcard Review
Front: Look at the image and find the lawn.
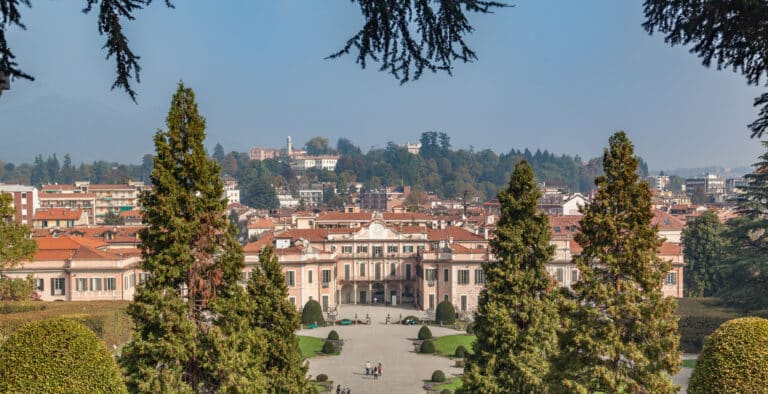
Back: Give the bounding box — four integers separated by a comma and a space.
298, 335, 325, 358
682, 359, 697, 369
431, 377, 463, 393
675, 297, 745, 353
0, 301, 132, 349
432, 334, 475, 357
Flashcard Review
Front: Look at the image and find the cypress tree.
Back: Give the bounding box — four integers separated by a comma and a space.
119, 83, 267, 393
246, 246, 309, 392
551, 132, 679, 393
463, 160, 560, 392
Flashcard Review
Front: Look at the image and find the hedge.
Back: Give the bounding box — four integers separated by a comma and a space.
418, 325, 433, 340
327, 330, 339, 340
322, 340, 336, 354
0, 318, 126, 393
455, 345, 468, 358
301, 300, 324, 325
436, 300, 456, 324
689, 317, 768, 393
431, 370, 446, 382
420, 340, 436, 354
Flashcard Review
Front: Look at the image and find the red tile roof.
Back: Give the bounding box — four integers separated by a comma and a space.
34, 208, 83, 221
652, 210, 686, 230
317, 212, 372, 221
247, 218, 275, 229
426, 227, 484, 242
658, 243, 682, 256
382, 212, 431, 221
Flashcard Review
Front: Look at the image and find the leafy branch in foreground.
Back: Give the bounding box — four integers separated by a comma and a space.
329, 0, 508, 83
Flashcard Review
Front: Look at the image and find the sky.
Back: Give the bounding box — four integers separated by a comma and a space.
0, 1, 764, 171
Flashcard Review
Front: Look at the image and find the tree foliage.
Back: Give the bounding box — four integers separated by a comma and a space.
551, 132, 679, 393
246, 246, 309, 392
0, 318, 126, 393
719, 141, 768, 309
643, 0, 768, 138
463, 160, 559, 392
304, 136, 333, 156
301, 299, 324, 325
681, 210, 727, 297
435, 299, 456, 324
101, 209, 125, 225
330, 1, 507, 83
119, 83, 267, 393
689, 317, 768, 394
0, 191, 36, 271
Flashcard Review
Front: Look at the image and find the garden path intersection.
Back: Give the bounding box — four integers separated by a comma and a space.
299, 305, 462, 393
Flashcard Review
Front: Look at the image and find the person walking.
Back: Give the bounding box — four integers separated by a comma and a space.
336, 384, 341, 394
365, 360, 371, 376
373, 367, 378, 380
378, 363, 382, 378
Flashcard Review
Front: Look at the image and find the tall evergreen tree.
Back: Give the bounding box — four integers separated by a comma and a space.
247, 247, 309, 392
463, 160, 560, 392
719, 141, 768, 309
30, 154, 46, 186
119, 83, 267, 393
60, 154, 75, 184
551, 132, 679, 393
46, 153, 60, 184
212, 143, 225, 164
681, 210, 728, 297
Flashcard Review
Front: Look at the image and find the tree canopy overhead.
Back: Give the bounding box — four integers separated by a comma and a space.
1, 1, 506, 100
643, 0, 768, 138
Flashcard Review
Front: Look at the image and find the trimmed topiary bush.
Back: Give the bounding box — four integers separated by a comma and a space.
466, 321, 475, 335
315, 373, 328, 382
455, 345, 468, 358
436, 300, 456, 324
431, 369, 446, 382
322, 340, 336, 354
0, 318, 126, 393
420, 340, 436, 354
327, 330, 339, 340
418, 325, 433, 340
689, 317, 768, 393
301, 299, 324, 325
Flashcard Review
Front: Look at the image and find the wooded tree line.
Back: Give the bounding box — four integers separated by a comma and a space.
683, 141, 768, 310
0, 154, 153, 186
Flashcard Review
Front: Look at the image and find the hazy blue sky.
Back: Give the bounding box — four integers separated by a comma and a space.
0, 1, 763, 171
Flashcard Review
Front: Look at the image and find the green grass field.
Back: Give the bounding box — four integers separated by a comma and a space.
0, 301, 132, 349
298, 335, 325, 358
432, 334, 475, 357
682, 359, 697, 368
432, 377, 463, 393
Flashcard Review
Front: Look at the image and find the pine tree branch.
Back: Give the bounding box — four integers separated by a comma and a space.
0, 0, 33, 80
329, 0, 508, 83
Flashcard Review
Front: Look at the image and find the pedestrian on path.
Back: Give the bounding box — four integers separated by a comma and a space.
336, 384, 340, 394
373, 367, 378, 380
365, 360, 371, 375
378, 363, 382, 378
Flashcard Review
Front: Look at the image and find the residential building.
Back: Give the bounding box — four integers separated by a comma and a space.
361, 190, 388, 211
298, 185, 324, 207
223, 176, 241, 204
291, 155, 339, 172
685, 173, 726, 196
38, 188, 96, 225
33, 208, 89, 229
646, 175, 671, 191
248, 147, 279, 161
0, 184, 38, 225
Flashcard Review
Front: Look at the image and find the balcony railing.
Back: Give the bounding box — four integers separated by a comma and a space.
427, 280, 435, 287
321, 282, 330, 288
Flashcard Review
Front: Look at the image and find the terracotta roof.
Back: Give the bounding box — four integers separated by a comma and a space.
652, 210, 686, 230
426, 227, 484, 242
34, 208, 83, 221
120, 209, 142, 218
658, 242, 682, 256
244, 234, 275, 253
569, 239, 583, 253
317, 212, 372, 221
382, 212, 431, 221
548, 215, 582, 234
88, 184, 135, 190
247, 218, 275, 229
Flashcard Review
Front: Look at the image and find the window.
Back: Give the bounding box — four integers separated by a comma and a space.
417, 245, 425, 252
474, 269, 485, 284
571, 269, 579, 283
34, 278, 44, 291
322, 269, 331, 285
426, 269, 437, 281
375, 263, 382, 280
342, 245, 352, 254
344, 265, 350, 281
76, 278, 88, 291
457, 270, 470, 285
443, 268, 449, 282
91, 278, 102, 291
387, 245, 398, 253
51, 278, 65, 296
390, 263, 397, 277
665, 272, 677, 285
359, 263, 366, 277
403, 245, 414, 253
555, 268, 564, 284
105, 277, 116, 291
405, 264, 412, 280
356, 245, 368, 253
286, 271, 296, 287
139, 273, 149, 284
308, 270, 313, 284
322, 295, 329, 312
241, 272, 248, 283
373, 246, 383, 257
460, 295, 467, 312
